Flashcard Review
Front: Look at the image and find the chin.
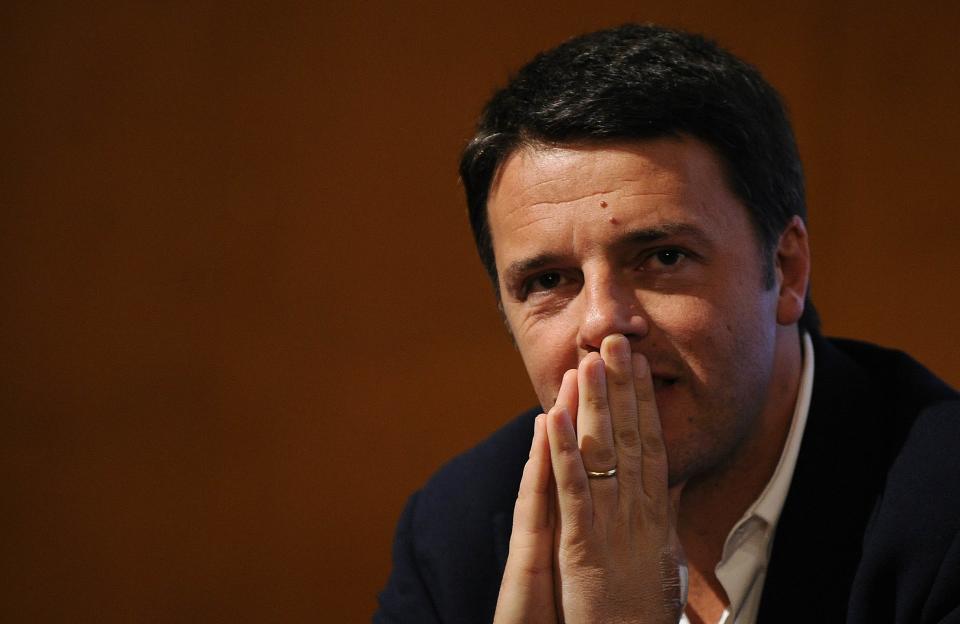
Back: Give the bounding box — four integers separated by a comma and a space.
664, 443, 708, 489
652, 380, 685, 433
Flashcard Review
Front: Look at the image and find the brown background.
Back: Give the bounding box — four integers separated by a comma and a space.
3, 1, 959, 622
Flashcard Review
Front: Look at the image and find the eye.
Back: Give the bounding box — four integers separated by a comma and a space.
640, 248, 689, 271
654, 249, 685, 266
527, 271, 563, 293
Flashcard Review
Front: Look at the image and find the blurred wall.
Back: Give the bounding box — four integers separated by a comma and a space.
3, 1, 958, 621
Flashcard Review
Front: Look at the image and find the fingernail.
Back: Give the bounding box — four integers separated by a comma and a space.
594, 359, 606, 384
532, 414, 544, 442
613, 335, 630, 358
602, 334, 629, 359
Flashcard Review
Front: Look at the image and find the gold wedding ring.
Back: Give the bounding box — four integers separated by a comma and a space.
586, 467, 618, 479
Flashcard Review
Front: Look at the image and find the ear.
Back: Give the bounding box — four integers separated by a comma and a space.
774, 215, 811, 326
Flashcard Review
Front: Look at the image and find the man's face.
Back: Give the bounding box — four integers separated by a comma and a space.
487, 138, 787, 486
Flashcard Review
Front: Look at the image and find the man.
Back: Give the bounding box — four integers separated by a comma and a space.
376, 24, 960, 623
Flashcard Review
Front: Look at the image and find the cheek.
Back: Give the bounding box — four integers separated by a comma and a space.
512, 318, 578, 410
642, 292, 756, 381
643, 293, 714, 343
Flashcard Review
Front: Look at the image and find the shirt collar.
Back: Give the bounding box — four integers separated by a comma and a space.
710, 332, 816, 623
750, 331, 815, 527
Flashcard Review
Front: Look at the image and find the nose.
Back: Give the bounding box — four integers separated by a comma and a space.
576, 273, 649, 352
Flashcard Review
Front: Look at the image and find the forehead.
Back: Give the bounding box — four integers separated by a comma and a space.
486, 138, 754, 267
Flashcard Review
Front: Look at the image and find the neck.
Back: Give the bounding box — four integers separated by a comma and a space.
676, 326, 804, 606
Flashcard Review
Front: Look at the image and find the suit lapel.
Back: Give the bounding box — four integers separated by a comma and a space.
758, 336, 888, 620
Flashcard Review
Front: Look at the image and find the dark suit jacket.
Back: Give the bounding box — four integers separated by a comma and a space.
375, 337, 960, 623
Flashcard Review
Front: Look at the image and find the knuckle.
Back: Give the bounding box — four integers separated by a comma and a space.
618, 460, 643, 483
558, 539, 592, 565
609, 371, 632, 388
647, 471, 668, 496
615, 425, 641, 448
586, 392, 608, 411
555, 437, 580, 457
641, 431, 667, 454
587, 446, 617, 468
513, 551, 552, 579
516, 561, 551, 581
637, 394, 657, 411
561, 477, 589, 497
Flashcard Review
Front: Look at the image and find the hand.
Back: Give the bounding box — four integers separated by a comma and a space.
493, 334, 686, 624
548, 334, 686, 623
493, 412, 558, 624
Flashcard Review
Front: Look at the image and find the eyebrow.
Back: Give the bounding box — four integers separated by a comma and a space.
614, 222, 713, 251
501, 222, 713, 285
502, 254, 562, 287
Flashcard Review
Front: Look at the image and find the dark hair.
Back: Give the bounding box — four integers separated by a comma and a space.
459, 23, 819, 334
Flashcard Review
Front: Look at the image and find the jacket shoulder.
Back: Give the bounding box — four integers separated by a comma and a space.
761, 336, 958, 622
416, 407, 538, 523
376, 408, 537, 623
819, 337, 960, 622
849, 399, 960, 623
824, 337, 956, 406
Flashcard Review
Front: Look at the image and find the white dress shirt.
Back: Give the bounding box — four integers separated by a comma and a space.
679, 332, 815, 624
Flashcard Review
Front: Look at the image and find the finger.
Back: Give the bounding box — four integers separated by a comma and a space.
494, 415, 558, 624
576, 353, 617, 473
599, 335, 643, 495
633, 351, 669, 502
575, 352, 618, 513
546, 404, 592, 535
553, 368, 579, 430
516, 414, 555, 533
